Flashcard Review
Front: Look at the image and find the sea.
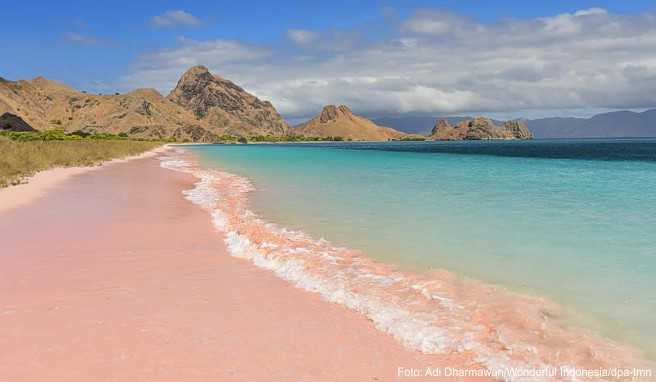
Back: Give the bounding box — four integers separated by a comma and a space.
173, 139, 656, 372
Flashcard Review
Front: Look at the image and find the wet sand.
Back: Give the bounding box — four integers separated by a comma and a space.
0, 151, 485, 381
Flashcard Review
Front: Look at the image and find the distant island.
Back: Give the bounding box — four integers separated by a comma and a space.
375, 110, 656, 139
428, 117, 532, 140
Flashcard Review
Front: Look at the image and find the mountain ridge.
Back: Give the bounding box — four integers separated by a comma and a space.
529, 109, 656, 138
0, 66, 290, 142
3, 67, 653, 140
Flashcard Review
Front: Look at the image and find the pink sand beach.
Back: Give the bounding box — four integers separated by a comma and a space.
0, 149, 487, 381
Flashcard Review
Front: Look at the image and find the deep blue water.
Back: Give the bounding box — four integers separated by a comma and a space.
282, 138, 656, 161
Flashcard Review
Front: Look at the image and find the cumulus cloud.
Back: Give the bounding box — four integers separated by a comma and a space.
287, 29, 317, 45
122, 8, 656, 118
120, 38, 269, 91
540, 7, 608, 35
151, 10, 201, 28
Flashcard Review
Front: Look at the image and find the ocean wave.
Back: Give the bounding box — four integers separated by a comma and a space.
160, 149, 652, 381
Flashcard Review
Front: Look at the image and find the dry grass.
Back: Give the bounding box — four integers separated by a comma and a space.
0, 137, 162, 187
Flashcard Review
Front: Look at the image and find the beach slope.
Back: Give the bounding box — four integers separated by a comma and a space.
0, 151, 483, 381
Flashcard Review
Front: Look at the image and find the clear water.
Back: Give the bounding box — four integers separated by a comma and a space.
187, 139, 656, 357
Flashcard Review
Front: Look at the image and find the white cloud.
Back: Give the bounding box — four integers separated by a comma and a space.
151, 10, 201, 28
402, 10, 476, 36
404, 18, 450, 35
120, 38, 269, 92
575, 8, 608, 17
541, 7, 609, 35
65, 32, 100, 45
287, 29, 317, 45
122, 8, 656, 118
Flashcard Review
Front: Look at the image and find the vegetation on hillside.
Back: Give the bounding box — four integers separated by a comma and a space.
247, 134, 348, 142
0, 129, 172, 142
399, 135, 426, 141
0, 130, 163, 187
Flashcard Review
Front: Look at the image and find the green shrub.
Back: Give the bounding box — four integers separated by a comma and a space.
0, 129, 143, 142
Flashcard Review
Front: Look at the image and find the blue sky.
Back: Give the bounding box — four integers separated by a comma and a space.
2, 1, 656, 119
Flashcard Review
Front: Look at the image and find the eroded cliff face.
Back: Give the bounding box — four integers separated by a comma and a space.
429, 117, 533, 140
295, 105, 406, 141
502, 120, 533, 139
167, 66, 289, 137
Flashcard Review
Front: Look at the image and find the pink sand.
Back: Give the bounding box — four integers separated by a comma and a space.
0, 152, 487, 381
0, 145, 169, 214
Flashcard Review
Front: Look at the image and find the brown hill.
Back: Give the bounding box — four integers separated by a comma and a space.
0, 66, 290, 142
429, 117, 533, 140
0, 76, 217, 142
295, 105, 405, 141
167, 66, 289, 137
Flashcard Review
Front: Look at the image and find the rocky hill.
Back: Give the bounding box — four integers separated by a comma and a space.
295, 105, 405, 141
167, 66, 289, 137
429, 117, 533, 140
0, 66, 289, 142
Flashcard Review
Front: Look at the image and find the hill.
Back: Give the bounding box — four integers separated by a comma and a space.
528, 110, 656, 138
295, 105, 405, 141
428, 117, 532, 140
0, 66, 290, 142
167, 66, 289, 137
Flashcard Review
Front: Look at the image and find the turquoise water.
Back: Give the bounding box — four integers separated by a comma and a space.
188, 140, 656, 357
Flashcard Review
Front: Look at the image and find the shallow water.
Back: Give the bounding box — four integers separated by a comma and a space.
186, 139, 656, 360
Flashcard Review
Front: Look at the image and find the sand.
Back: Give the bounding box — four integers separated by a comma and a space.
0, 145, 169, 214
0, 150, 486, 381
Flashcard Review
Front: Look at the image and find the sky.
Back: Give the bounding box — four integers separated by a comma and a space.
2, 0, 656, 120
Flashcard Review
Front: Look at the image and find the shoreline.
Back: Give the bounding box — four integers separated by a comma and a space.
1, 145, 653, 380
0, 149, 487, 381
168, 146, 654, 378
0, 144, 169, 213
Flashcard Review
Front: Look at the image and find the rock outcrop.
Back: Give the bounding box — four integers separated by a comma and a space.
429, 117, 533, 140
295, 105, 406, 141
0, 112, 37, 132
502, 120, 533, 139
167, 66, 289, 137
0, 66, 290, 141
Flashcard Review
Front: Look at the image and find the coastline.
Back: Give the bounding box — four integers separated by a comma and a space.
169, 146, 655, 379
0, 144, 169, 214
0, 148, 488, 381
